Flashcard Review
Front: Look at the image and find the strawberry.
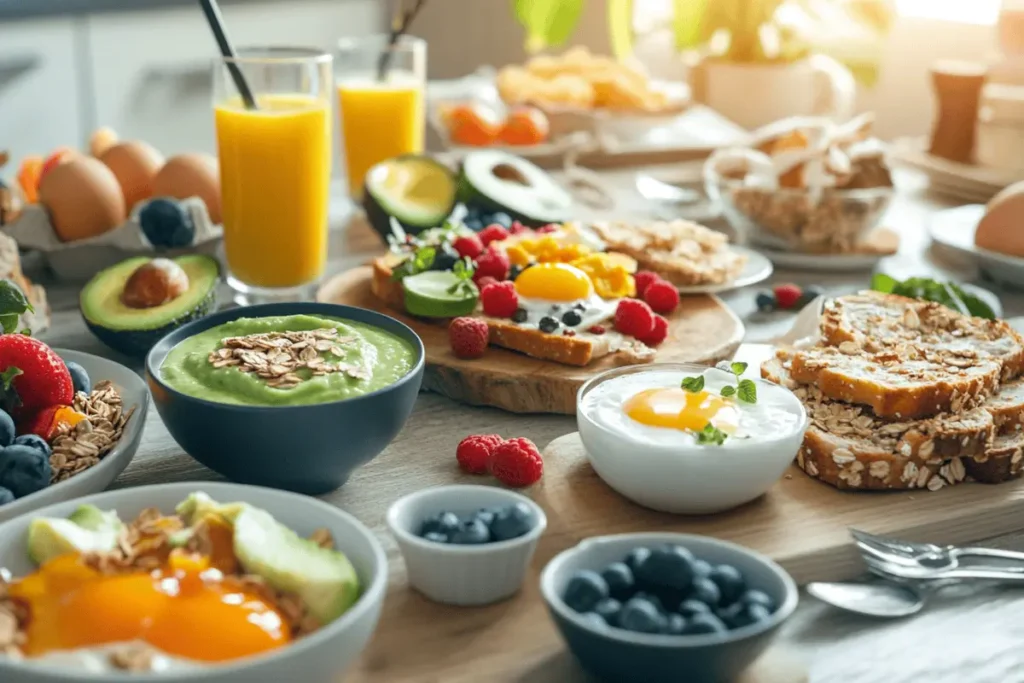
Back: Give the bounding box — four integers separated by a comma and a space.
0, 335, 73, 413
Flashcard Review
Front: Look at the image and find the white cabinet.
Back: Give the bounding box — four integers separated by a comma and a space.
85, 0, 383, 156
0, 18, 82, 165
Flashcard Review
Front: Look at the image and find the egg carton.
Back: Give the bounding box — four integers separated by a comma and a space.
2, 196, 222, 282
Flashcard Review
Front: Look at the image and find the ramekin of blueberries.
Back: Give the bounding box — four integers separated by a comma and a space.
540, 533, 798, 683
386, 484, 547, 607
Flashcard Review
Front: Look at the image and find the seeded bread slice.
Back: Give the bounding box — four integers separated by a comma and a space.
985, 378, 1024, 436
967, 431, 1024, 483
787, 346, 1002, 420
819, 291, 1024, 380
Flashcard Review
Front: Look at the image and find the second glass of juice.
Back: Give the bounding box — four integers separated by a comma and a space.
336, 35, 426, 199
213, 47, 333, 303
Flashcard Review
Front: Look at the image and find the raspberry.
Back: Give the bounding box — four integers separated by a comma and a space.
536, 223, 560, 234
773, 283, 803, 310
478, 224, 510, 246
633, 271, 660, 298
509, 220, 530, 235
480, 281, 519, 318
489, 437, 543, 487
475, 276, 499, 289
637, 315, 669, 346
452, 234, 484, 260
449, 317, 489, 359
456, 434, 504, 475
643, 279, 679, 314
614, 299, 655, 338
474, 246, 510, 282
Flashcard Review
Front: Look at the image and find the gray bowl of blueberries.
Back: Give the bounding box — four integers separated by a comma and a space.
541, 533, 798, 683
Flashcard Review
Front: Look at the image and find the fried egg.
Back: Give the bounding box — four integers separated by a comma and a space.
581, 369, 804, 447
512, 262, 618, 331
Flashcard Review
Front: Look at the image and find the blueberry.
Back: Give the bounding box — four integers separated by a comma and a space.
692, 558, 713, 579
755, 290, 776, 313
0, 445, 50, 498
464, 218, 483, 232
139, 198, 195, 248
580, 612, 608, 629
599, 562, 635, 601
708, 564, 746, 605
677, 599, 712, 618
619, 597, 668, 634
563, 570, 609, 613
420, 511, 460, 537
561, 310, 582, 327
666, 613, 687, 635
423, 532, 449, 544
632, 591, 665, 614
799, 285, 824, 307
742, 603, 773, 627
0, 410, 13, 448
489, 502, 534, 541
512, 307, 528, 323
689, 577, 722, 607
491, 212, 513, 229
431, 243, 460, 271
719, 601, 770, 630
449, 519, 490, 545
0, 486, 12, 505
12, 435, 50, 457
538, 316, 560, 334
635, 544, 696, 590
624, 547, 652, 575
741, 589, 776, 612
682, 612, 727, 636
474, 508, 498, 526
716, 601, 746, 628
64, 361, 91, 395
594, 597, 622, 626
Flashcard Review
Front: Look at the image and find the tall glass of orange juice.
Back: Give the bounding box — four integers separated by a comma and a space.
336, 35, 426, 199
213, 47, 333, 303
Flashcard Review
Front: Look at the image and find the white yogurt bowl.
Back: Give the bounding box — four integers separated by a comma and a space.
577, 363, 808, 515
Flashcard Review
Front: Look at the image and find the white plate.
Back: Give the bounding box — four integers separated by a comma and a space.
0, 349, 149, 523
676, 246, 773, 294
756, 247, 885, 273
929, 205, 1024, 289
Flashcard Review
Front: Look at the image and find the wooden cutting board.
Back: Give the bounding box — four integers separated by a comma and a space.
317, 266, 745, 414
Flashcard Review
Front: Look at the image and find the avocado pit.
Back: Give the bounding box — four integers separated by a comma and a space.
121, 258, 190, 309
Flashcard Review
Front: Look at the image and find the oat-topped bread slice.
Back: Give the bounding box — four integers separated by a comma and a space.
763, 356, 996, 491
787, 345, 1002, 420
480, 314, 656, 367
985, 377, 1024, 436
968, 431, 1024, 483
820, 291, 1024, 379
589, 219, 747, 286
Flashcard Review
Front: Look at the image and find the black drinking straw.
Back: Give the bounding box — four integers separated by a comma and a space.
198, 0, 258, 110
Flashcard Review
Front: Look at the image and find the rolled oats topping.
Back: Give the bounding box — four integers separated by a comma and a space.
50, 381, 135, 484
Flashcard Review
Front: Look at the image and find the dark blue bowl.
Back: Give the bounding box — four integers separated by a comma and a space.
145, 302, 424, 494
540, 533, 799, 683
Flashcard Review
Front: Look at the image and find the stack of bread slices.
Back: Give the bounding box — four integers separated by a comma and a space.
762, 291, 1024, 491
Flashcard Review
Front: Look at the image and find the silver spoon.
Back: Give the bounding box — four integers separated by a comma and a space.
806, 580, 927, 618
634, 174, 701, 205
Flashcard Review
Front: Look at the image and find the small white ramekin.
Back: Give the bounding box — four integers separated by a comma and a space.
386, 484, 547, 606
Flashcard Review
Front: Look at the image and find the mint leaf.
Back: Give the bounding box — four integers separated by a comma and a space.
730, 361, 748, 377
413, 246, 436, 272
870, 273, 897, 293
681, 375, 704, 393
0, 314, 19, 335
453, 257, 475, 281
696, 423, 727, 446
720, 385, 736, 397
737, 379, 757, 404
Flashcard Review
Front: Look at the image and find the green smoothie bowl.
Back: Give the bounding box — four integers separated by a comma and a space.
145, 303, 425, 494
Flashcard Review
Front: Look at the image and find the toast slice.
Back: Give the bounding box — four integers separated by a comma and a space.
819, 291, 1024, 379
787, 345, 1002, 420
985, 378, 1024, 436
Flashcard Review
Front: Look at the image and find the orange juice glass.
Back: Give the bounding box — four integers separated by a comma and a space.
336, 35, 426, 198
213, 48, 333, 303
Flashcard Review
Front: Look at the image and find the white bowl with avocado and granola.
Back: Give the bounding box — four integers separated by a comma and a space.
0, 481, 387, 682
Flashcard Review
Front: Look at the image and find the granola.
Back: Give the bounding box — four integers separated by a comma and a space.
50, 381, 135, 483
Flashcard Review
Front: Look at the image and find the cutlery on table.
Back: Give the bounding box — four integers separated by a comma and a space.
806, 579, 930, 618
634, 174, 701, 205
851, 528, 1024, 572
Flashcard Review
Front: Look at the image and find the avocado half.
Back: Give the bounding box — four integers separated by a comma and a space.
457, 150, 572, 226
362, 154, 458, 241
80, 254, 220, 358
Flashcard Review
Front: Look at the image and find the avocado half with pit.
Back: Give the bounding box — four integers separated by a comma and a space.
81, 254, 220, 358
458, 150, 573, 226
363, 154, 458, 241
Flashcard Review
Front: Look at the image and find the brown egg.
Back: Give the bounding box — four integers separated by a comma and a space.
977, 180, 1024, 258
39, 157, 126, 242
99, 141, 165, 210
151, 153, 221, 223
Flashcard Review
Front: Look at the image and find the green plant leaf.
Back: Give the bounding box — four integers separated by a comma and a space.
870, 273, 897, 293
720, 385, 736, 397
0, 366, 21, 391
696, 423, 728, 445
672, 0, 711, 51
737, 378, 757, 404
0, 314, 19, 335
730, 361, 748, 377
681, 375, 705, 393
515, 0, 584, 52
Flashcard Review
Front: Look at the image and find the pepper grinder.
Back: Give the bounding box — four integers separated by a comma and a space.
929, 60, 988, 163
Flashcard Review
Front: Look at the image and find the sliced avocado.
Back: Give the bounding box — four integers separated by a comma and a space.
402, 270, 479, 318
363, 154, 457, 241
27, 505, 123, 565
232, 506, 361, 625
175, 491, 246, 525
80, 253, 220, 358
458, 150, 572, 226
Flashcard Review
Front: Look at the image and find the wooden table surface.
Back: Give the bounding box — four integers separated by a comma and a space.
26, 169, 1024, 683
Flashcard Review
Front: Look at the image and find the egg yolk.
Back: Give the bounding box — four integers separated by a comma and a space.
9, 554, 291, 662
623, 388, 740, 434
514, 262, 594, 302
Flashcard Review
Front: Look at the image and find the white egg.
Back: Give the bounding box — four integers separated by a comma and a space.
515, 293, 618, 332
580, 368, 804, 448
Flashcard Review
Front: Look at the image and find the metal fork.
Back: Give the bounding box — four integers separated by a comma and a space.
862, 552, 1024, 583
851, 529, 1024, 572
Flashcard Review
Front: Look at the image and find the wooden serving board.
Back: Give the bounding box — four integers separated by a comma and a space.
317, 266, 745, 414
